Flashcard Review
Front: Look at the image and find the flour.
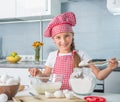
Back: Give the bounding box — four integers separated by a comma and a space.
69, 68, 96, 95
70, 77, 93, 94
33, 82, 62, 94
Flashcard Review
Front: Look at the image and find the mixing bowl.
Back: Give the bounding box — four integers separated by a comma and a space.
29, 74, 63, 94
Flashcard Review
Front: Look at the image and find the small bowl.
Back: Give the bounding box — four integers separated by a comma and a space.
29, 74, 63, 94
0, 84, 19, 100
6, 56, 21, 64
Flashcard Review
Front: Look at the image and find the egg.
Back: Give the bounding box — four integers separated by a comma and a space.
0, 94, 8, 102
63, 89, 69, 94
0, 74, 9, 83
65, 92, 74, 99
54, 90, 64, 98
13, 76, 20, 83
0, 83, 5, 86
45, 91, 53, 98
6, 78, 18, 85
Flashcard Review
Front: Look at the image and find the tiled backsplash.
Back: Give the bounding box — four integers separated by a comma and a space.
0, 0, 120, 60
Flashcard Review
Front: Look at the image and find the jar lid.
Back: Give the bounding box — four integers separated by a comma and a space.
84, 96, 106, 102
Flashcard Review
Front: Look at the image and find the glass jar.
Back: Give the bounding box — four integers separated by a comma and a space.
69, 67, 96, 95
35, 46, 40, 63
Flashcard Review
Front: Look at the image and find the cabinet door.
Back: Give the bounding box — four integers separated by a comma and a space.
16, 0, 51, 17
0, 0, 16, 19
104, 71, 120, 93
16, 0, 61, 19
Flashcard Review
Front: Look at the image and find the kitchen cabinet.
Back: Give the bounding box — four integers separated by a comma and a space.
0, 0, 61, 21
0, 0, 16, 19
104, 71, 120, 93
16, 0, 61, 20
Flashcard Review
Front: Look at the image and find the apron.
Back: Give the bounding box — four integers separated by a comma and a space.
52, 51, 74, 90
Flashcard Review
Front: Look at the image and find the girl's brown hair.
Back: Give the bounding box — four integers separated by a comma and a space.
71, 37, 81, 68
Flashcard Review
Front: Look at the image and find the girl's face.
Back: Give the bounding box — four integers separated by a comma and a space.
52, 32, 73, 53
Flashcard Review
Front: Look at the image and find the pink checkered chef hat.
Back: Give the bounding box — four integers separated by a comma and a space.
44, 12, 76, 37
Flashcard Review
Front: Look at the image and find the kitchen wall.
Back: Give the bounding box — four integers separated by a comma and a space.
0, 22, 41, 58
0, 0, 120, 60
61, 0, 120, 60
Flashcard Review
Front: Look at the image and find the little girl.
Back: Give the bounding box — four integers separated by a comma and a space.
29, 12, 118, 90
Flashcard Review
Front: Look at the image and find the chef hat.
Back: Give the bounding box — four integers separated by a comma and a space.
44, 12, 76, 37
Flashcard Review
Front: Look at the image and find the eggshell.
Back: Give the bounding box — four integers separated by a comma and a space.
0, 94, 8, 102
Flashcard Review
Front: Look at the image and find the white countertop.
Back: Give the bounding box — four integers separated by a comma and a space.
0, 60, 45, 68
7, 88, 120, 102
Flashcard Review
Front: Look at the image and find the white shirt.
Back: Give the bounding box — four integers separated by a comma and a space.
45, 50, 96, 79
45, 50, 92, 68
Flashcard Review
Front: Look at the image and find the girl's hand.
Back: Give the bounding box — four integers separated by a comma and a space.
28, 68, 42, 77
108, 58, 118, 70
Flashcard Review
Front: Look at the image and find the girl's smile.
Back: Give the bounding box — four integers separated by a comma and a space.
53, 32, 73, 53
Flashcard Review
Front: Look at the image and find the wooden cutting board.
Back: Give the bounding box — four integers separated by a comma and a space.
13, 95, 86, 102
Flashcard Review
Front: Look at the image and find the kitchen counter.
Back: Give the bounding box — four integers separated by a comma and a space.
0, 59, 120, 71
74, 92, 120, 102
7, 88, 120, 102
0, 59, 45, 68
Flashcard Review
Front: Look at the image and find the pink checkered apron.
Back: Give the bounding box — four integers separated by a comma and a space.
52, 51, 73, 90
